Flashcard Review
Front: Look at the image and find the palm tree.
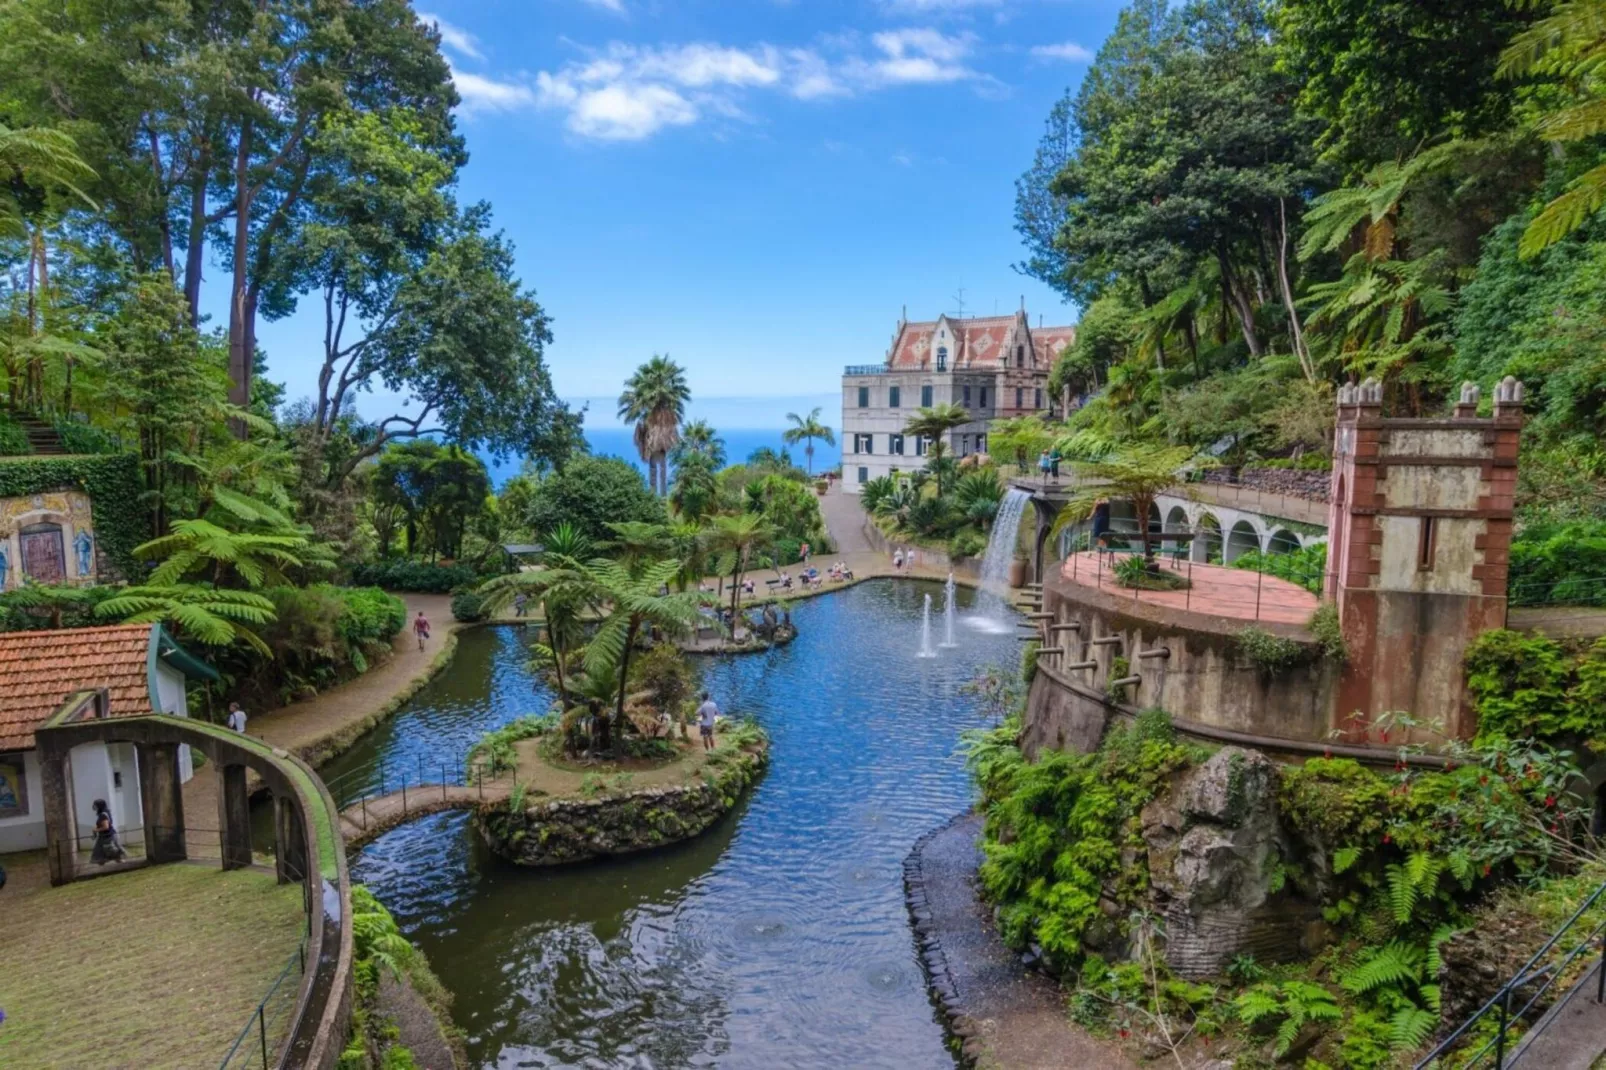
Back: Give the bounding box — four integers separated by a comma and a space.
903, 403, 971, 497
703, 512, 776, 622
1048, 445, 1213, 561
988, 414, 1055, 475
618, 355, 690, 495
574, 556, 699, 749
669, 454, 719, 521
96, 585, 277, 656
782, 407, 836, 476
670, 419, 726, 469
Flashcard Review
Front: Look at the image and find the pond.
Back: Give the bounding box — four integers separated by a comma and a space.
342, 578, 1018, 1068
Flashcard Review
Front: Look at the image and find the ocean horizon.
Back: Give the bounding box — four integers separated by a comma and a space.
481, 426, 843, 487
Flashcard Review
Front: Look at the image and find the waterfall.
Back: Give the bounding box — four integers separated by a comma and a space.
940, 572, 958, 648
969, 488, 1032, 632
917, 593, 938, 658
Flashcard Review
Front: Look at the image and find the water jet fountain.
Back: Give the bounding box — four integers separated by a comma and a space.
917, 593, 938, 658
940, 573, 958, 648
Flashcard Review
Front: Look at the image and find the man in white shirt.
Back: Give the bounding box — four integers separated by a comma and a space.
696, 691, 719, 751
226, 702, 247, 734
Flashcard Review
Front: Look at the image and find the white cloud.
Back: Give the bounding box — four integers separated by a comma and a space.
452, 68, 537, 111
1030, 41, 1092, 63
418, 12, 484, 61
583, 0, 626, 12
461, 28, 987, 139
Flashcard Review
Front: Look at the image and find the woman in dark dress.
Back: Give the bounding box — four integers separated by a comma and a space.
89, 799, 126, 864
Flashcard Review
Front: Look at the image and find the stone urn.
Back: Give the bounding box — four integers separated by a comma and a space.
1008, 557, 1028, 587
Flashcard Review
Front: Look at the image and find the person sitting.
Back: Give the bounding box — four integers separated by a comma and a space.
742, 577, 755, 595
780, 571, 793, 590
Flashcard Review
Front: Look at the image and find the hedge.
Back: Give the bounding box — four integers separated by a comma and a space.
349, 559, 484, 593
0, 453, 144, 577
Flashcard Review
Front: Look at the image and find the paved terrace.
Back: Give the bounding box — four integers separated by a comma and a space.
1058, 551, 1320, 626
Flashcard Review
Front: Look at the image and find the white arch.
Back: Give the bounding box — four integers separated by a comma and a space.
1226, 520, 1262, 563
1194, 513, 1223, 563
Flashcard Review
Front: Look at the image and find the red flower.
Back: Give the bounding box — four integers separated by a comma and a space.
1324, 747, 1333, 759
1483, 864, 1492, 877
1545, 795, 1556, 808
1383, 833, 1392, 844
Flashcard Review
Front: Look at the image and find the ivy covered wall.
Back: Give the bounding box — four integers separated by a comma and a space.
0, 454, 144, 578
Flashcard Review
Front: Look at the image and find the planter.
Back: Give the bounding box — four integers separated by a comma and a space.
1008, 558, 1028, 588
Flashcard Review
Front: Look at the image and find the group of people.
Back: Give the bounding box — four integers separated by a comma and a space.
1037, 448, 1063, 480
892, 549, 913, 572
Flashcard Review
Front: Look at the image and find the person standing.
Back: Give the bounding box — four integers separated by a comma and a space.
1049, 446, 1062, 481
226, 702, 247, 734
1038, 449, 1051, 479
413, 611, 431, 651
696, 691, 720, 751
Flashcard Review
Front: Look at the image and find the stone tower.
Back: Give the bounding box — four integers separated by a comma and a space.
1325, 377, 1525, 741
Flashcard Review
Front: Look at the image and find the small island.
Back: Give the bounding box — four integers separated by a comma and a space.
468, 712, 769, 866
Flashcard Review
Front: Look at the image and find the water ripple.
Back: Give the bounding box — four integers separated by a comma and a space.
348, 579, 1016, 1069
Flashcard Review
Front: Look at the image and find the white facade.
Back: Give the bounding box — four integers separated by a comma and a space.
842, 310, 1072, 491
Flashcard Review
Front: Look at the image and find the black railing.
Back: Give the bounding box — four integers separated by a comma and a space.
1416, 879, 1606, 1069
321, 749, 504, 833
218, 919, 310, 1068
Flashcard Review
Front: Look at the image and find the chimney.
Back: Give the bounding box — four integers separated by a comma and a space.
1453, 382, 1480, 420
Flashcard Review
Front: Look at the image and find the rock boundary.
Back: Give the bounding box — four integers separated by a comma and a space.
904, 810, 988, 1066
475, 743, 767, 866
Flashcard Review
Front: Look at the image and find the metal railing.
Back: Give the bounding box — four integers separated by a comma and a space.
322, 749, 505, 832
1415, 878, 1606, 1069
843, 364, 894, 376
215, 848, 313, 1069
1508, 574, 1606, 609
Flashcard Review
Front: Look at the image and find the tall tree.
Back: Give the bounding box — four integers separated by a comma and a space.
669, 419, 726, 469
782, 407, 836, 476
618, 355, 689, 495
903, 404, 971, 497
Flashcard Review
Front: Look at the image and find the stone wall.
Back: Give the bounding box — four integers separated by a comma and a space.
475, 745, 766, 866
1022, 577, 1339, 758
1200, 467, 1332, 502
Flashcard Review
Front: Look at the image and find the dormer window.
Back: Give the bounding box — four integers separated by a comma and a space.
1016, 345, 1025, 367
936, 346, 948, 372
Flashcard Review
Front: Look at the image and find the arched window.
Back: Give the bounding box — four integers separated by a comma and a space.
1016, 345, 1025, 367
936, 346, 948, 372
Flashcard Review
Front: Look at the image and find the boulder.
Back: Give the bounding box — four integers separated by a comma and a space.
1144, 747, 1319, 977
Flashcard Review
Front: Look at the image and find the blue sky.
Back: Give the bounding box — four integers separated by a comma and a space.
250, 0, 1121, 432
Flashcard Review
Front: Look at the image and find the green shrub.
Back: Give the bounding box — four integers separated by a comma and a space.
350, 560, 482, 593
245, 584, 406, 702
1508, 521, 1606, 606
1113, 554, 1189, 590
451, 588, 486, 622
1231, 542, 1328, 594
1235, 625, 1310, 674
963, 711, 1195, 971
0, 413, 29, 455
468, 713, 556, 774
949, 529, 986, 559
1307, 602, 1347, 662
1465, 629, 1606, 745
52, 419, 122, 456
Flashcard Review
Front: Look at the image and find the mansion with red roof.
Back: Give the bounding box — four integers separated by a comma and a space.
840, 308, 1075, 491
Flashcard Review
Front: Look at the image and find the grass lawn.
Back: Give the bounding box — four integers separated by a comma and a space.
0, 861, 305, 1070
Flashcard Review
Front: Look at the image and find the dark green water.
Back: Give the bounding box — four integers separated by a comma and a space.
342, 579, 1016, 1068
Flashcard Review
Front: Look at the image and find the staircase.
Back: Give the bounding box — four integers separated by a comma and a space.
9, 413, 65, 455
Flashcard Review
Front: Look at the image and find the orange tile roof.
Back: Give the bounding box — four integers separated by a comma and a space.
0, 624, 156, 752
888, 314, 1075, 371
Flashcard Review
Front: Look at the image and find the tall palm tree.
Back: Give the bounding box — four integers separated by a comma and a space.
703, 512, 775, 622
670, 419, 726, 469
782, 407, 836, 476
903, 403, 971, 497
618, 355, 690, 495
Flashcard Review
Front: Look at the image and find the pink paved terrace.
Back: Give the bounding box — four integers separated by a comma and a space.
1059, 552, 1320, 627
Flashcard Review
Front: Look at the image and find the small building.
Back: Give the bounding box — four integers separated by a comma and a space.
841, 308, 1075, 491
0, 623, 217, 853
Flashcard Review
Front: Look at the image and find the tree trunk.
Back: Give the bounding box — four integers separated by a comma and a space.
613, 618, 641, 748
1217, 245, 1263, 357
226, 121, 254, 432
1277, 199, 1316, 381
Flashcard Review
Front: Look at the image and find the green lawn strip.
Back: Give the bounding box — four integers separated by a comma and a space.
0, 864, 305, 1069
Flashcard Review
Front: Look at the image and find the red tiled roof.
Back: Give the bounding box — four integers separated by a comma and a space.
887, 314, 1076, 371
0, 624, 155, 752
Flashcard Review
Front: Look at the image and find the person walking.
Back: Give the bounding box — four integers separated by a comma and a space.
893, 549, 904, 572
226, 702, 247, 734
413, 611, 431, 651
696, 691, 720, 751
514, 592, 528, 618
90, 799, 127, 865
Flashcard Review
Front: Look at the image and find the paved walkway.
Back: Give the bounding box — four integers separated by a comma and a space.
1058, 551, 1319, 627
818, 480, 877, 553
